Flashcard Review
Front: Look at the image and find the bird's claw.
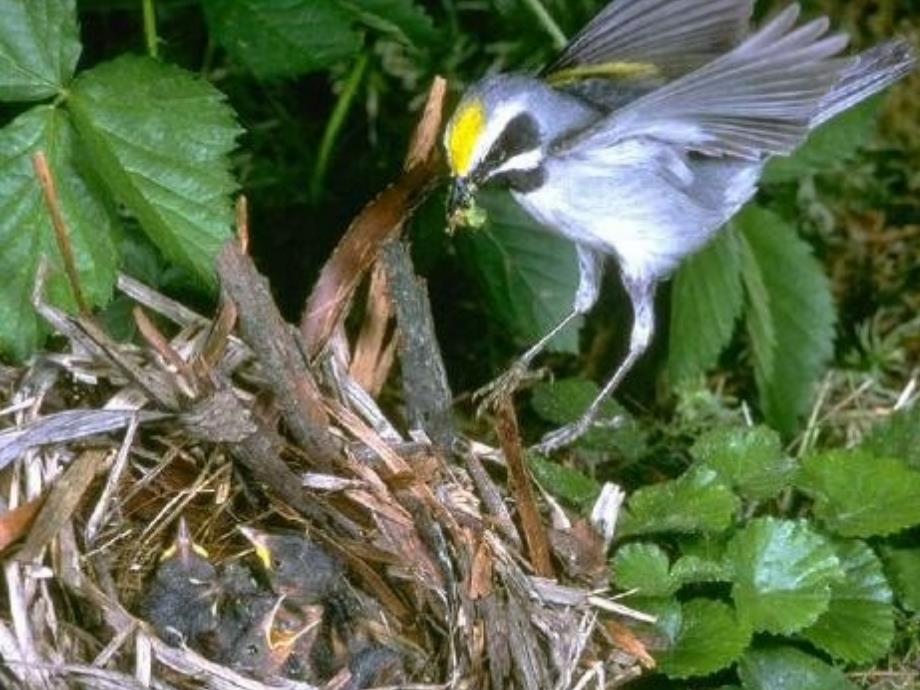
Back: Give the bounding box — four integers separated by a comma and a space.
473, 360, 546, 417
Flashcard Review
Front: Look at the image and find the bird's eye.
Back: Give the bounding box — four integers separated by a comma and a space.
246, 644, 258, 656
272, 557, 283, 569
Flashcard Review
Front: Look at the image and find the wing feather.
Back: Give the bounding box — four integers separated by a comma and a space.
557, 4, 853, 161
546, 0, 754, 78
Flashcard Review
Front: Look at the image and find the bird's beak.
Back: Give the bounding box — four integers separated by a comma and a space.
447, 178, 474, 231
239, 526, 272, 570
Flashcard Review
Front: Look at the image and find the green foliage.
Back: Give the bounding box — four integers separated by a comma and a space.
797, 449, 920, 537
738, 646, 858, 690
619, 466, 739, 537
690, 425, 796, 500
456, 191, 581, 353
737, 206, 836, 435
657, 599, 752, 679
612, 543, 675, 597
0, 1, 241, 360
881, 547, 920, 612
860, 405, 920, 471
668, 229, 743, 383
528, 455, 600, 511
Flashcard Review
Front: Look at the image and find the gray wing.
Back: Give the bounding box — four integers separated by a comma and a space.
556, 4, 852, 161
545, 0, 754, 79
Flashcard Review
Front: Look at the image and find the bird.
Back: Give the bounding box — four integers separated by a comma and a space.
238, 527, 345, 606
139, 517, 220, 648
443, 0, 916, 453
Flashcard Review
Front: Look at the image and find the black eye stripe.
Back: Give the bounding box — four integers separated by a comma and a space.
473, 113, 540, 180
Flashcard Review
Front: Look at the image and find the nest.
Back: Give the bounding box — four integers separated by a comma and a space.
0, 78, 652, 690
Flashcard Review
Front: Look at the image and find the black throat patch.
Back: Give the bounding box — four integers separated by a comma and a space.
472, 112, 543, 192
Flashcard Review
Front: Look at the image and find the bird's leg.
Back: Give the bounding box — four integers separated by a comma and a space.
474, 245, 605, 416
533, 278, 656, 454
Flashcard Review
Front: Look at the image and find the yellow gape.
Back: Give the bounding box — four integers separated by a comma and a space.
446, 100, 485, 177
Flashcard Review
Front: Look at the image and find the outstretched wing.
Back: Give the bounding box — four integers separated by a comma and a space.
545, 0, 755, 80
555, 4, 851, 161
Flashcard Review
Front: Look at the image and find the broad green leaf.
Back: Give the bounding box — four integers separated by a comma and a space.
338, 0, 437, 47
801, 540, 894, 663
619, 466, 739, 537
881, 547, 920, 612
763, 99, 882, 184
691, 425, 796, 500
457, 190, 581, 353
528, 456, 600, 510
530, 379, 647, 457
67, 56, 240, 286
860, 405, 920, 471
613, 543, 675, 597
797, 449, 920, 538
671, 554, 731, 585
739, 646, 858, 690
728, 518, 842, 634
658, 599, 751, 679
202, 0, 360, 79
0, 106, 118, 359
737, 206, 835, 435
668, 228, 743, 382
0, 0, 81, 101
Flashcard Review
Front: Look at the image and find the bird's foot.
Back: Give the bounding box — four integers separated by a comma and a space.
473, 360, 547, 417
530, 412, 625, 455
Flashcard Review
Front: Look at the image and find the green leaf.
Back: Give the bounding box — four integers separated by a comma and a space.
530, 378, 647, 457
67, 56, 240, 286
613, 543, 676, 597
338, 0, 437, 47
763, 98, 882, 184
668, 228, 743, 383
0, 0, 81, 101
202, 0, 360, 79
860, 405, 920, 471
658, 599, 752, 679
801, 540, 894, 663
619, 466, 739, 537
691, 425, 796, 500
0, 106, 119, 359
739, 646, 858, 690
881, 547, 920, 612
457, 190, 581, 353
737, 206, 835, 435
671, 554, 731, 585
797, 449, 920, 538
528, 455, 600, 510
728, 518, 843, 634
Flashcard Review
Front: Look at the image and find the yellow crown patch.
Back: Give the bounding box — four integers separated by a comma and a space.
447, 100, 485, 177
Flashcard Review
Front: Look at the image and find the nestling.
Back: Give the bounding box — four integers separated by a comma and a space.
444, 0, 916, 453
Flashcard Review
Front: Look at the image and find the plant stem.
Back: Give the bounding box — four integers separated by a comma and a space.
310, 54, 369, 203
519, 0, 567, 50
142, 0, 159, 59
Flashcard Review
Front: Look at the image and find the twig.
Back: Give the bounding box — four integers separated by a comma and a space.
236, 195, 250, 254
142, 0, 159, 59
519, 0, 567, 50
32, 151, 89, 314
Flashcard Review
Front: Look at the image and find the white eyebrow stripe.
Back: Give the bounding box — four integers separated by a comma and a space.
490, 148, 543, 176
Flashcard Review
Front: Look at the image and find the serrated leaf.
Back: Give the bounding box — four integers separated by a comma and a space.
457, 190, 581, 353
530, 378, 647, 457
801, 540, 894, 663
737, 206, 835, 435
860, 405, 920, 471
763, 98, 881, 184
691, 425, 796, 500
881, 547, 920, 612
528, 455, 600, 510
338, 0, 437, 47
668, 228, 743, 383
619, 466, 739, 537
202, 0, 360, 79
797, 449, 920, 538
728, 518, 842, 634
671, 554, 731, 585
613, 543, 675, 597
739, 646, 857, 690
658, 599, 751, 679
0, 105, 118, 359
67, 56, 240, 286
0, 0, 81, 101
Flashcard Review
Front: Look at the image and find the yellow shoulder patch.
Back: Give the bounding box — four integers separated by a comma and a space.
546, 61, 660, 87
447, 100, 485, 177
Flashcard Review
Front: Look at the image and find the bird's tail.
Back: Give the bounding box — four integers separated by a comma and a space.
811, 39, 916, 129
